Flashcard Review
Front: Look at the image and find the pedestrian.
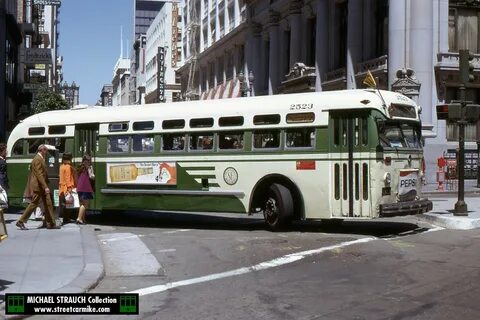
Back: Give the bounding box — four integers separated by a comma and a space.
15, 144, 58, 230
76, 154, 94, 224
58, 152, 77, 225
0, 143, 9, 192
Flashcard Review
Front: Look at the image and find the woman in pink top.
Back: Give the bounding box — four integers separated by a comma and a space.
76, 154, 94, 224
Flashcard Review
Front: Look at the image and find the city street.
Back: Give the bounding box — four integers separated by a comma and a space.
24, 208, 480, 320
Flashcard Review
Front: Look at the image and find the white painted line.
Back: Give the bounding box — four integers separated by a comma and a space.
128, 237, 376, 296
163, 229, 191, 234
100, 234, 142, 243
158, 249, 177, 253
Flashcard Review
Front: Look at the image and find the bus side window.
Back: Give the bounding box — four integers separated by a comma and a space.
46, 138, 66, 153
28, 138, 44, 154
219, 132, 243, 150
12, 139, 24, 156
286, 128, 314, 148
163, 134, 185, 151
189, 133, 213, 151
108, 136, 129, 153
253, 130, 280, 149
132, 134, 154, 153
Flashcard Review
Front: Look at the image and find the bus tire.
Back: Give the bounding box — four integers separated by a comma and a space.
263, 183, 294, 230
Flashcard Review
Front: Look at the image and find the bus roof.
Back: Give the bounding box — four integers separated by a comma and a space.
8, 90, 418, 147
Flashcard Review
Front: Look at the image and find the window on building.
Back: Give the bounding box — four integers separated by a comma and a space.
449, 5, 480, 53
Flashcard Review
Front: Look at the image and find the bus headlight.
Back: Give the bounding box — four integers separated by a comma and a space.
384, 172, 392, 187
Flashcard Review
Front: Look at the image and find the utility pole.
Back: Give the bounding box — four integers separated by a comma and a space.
455, 49, 475, 215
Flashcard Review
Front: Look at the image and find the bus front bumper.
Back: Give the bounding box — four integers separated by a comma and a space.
379, 199, 433, 217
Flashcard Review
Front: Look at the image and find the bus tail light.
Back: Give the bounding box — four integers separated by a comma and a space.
384, 156, 391, 165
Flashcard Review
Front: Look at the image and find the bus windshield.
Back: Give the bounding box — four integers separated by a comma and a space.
378, 121, 422, 149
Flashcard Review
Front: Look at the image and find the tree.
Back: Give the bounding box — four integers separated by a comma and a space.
31, 86, 69, 114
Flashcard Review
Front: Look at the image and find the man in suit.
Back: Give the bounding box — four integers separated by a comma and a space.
16, 144, 58, 230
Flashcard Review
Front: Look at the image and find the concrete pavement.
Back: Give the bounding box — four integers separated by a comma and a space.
0, 181, 480, 318
418, 180, 480, 230
0, 211, 104, 318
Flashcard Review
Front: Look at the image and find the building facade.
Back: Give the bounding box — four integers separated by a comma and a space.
145, 2, 182, 104
100, 84, 113, 106
1, 0, 63, 141
177, 0, 480, 184
129, 0, 166, 105
112, 57, 130, 106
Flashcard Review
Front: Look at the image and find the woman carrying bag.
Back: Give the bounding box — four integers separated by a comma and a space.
59, 152, 78, 225
76, 154, 94, 225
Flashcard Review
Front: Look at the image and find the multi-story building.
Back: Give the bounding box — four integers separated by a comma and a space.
112, 57, 130, 106
177, 0, 480, 184
100, 84, 113, 106
145, 2, 182, 104
0, 0, 22, 141
1, 0, 62, 140
130, 0, 166, 104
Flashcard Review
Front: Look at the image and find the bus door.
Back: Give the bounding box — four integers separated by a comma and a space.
329, 112, 371, 218
74, 124, 99, 207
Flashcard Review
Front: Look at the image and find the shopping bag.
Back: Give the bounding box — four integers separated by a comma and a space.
65, 191, 80, 209
0, 187, 8, 209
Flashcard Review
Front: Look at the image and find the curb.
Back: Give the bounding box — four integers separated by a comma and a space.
418, 212, 480, 230
52, 226, 105, 293
0, 223, 104, 319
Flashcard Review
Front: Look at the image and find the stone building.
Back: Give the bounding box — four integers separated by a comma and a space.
177, 0, 480, 184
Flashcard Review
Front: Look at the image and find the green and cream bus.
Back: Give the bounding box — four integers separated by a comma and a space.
6, 89, 432, 229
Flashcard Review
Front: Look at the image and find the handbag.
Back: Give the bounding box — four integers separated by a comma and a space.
64, 192, 74, 205
65, 191, 80, 209
0, 187, 8, 209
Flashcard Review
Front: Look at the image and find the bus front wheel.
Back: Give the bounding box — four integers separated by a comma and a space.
263, 183, 294, 230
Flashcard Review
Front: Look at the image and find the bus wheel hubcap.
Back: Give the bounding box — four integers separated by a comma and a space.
265, 198, 277, 217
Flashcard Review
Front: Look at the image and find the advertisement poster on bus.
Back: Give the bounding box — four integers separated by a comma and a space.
107, 162, 177, 185
398, 170, 418, 198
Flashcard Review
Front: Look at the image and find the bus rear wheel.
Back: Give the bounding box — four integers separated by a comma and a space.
263, 183, 294, 230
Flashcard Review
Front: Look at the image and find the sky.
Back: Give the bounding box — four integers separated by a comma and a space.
60, 0, 133, 105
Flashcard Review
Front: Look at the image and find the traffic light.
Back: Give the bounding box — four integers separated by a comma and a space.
436, 103, 461, 120
436, 103, 480, 122
465, 103, 480, 121
459, 49, 475, 85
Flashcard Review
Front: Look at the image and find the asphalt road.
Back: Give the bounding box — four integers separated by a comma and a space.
31, 210, 480, 320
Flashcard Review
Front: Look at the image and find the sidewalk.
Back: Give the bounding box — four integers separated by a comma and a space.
0, 211, 104, 317
418, 180, 480, 230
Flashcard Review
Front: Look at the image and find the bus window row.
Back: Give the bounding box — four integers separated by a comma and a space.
10, 128, 316, 157
106, 128, 315, 153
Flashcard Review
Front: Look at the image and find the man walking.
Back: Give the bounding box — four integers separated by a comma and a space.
16, 144, 58, 230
